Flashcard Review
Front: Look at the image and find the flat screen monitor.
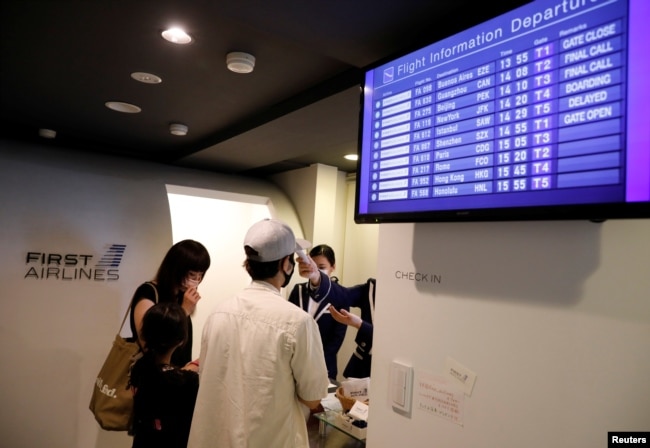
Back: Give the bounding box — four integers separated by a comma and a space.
355, 0, 650, 223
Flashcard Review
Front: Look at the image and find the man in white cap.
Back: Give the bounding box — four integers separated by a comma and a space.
188, 219, 329, 448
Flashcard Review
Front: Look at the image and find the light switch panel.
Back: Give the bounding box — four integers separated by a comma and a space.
390, 361, 413, 413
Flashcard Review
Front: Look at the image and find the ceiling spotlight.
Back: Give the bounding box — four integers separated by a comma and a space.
105, 101, 141, 113
131, 72, 162, 84
344, 154, 358, 161
226, 52, 255, 74
170, 123, 188, 136
161, 27, 192, 44
39, 128, 56, 139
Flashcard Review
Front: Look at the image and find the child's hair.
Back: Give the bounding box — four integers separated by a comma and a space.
141, 302, 188, 355
129, 302, 188, 388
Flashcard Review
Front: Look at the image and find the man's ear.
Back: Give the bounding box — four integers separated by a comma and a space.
280, 255, 291, 273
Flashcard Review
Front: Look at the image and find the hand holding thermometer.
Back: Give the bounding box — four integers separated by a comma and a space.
295, 248, 322, 285
295, 249, 310, 263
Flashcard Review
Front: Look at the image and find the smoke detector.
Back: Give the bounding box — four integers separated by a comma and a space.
169, 123, 188, 136
226, 52, 255, 74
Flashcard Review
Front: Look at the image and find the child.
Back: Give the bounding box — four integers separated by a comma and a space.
129, 302, 199, 448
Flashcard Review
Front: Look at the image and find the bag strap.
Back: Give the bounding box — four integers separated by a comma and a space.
117, 303, 131, 334
118, 281, 159, 334
145, 281, 159, 304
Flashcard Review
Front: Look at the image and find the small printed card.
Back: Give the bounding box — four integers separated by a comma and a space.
348, 400, 369, 422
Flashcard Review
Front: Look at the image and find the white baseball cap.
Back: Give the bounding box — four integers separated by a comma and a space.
244, 219, 310, 262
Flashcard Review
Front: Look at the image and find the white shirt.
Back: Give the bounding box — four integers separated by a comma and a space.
188, 281, 329, 448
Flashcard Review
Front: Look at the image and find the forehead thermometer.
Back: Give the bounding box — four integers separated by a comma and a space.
296, 249, 309, 263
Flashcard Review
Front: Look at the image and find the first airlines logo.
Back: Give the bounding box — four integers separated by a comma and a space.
24, 244, 126, 281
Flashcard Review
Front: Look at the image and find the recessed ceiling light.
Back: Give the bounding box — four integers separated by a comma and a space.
344, 154, 358, 161
105, 101, 141, 113
161, 27, 192, 44
39, 128, 56, 139
131, 72, 162, 84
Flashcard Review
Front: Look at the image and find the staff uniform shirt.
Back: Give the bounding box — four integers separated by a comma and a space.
288, 272, 350, 380
342, 278, 376, 379
188, 281, 329, 448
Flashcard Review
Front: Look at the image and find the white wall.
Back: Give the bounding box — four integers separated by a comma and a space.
271, 163, 348, 274
166, 185, 275, 359
341, 174, 379, 284
367, 220, 650, 447
271, 165, 319, 243
0, 140, 307, 448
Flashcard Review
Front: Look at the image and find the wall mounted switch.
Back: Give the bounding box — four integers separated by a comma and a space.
390, 361, 413, 413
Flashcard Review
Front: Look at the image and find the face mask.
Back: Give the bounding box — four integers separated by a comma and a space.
184, 278, 200, 289
281, 259, 295, 288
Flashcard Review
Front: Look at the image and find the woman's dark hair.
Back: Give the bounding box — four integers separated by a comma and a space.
141, 302, 188, 355
309, 244, 336, 266
154, 240, 210, 302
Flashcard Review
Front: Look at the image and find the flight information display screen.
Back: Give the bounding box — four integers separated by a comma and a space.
356, 0, 650, 222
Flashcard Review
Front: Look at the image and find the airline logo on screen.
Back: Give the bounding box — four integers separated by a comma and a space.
23, 244, 126, 282
382, 66, 394, 84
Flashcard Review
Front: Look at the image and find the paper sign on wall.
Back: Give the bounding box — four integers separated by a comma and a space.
416, 371, 464, 426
